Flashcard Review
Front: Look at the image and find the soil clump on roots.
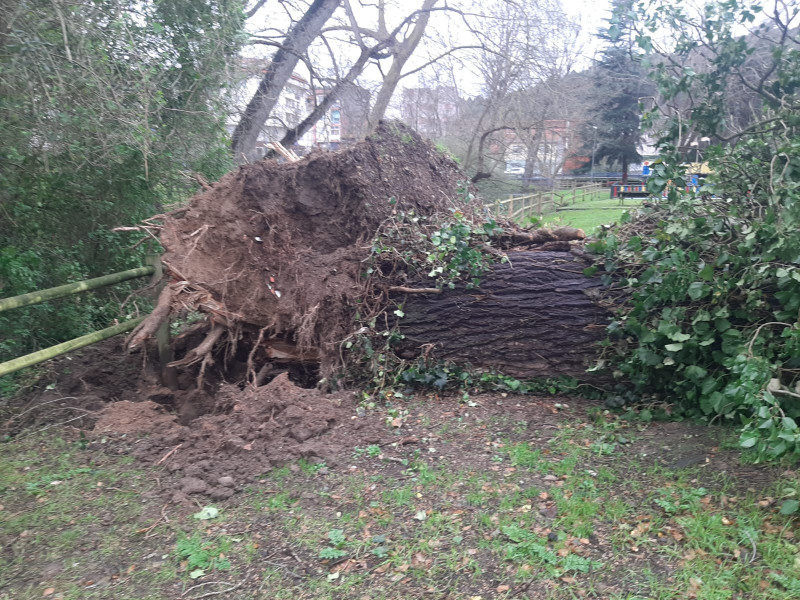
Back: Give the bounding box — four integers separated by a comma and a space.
139, 121, 467, 383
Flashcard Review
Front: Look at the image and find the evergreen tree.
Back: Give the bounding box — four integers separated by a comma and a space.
589, 0, 654, 182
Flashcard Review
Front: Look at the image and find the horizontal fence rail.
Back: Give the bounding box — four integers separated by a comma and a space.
0, 262, 158, 378
0, 265, 155, 314
486, 183, 604, 221
0, 318, 144, 378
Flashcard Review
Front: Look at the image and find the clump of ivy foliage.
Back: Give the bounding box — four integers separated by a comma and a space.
0, 0, 245, 392
592, 0, 800, 461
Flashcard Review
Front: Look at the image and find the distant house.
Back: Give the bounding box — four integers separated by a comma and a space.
400, 86, 461, 139
301, 84, 371, 150
229, 59, 371, 155
228, 58, 312, 157
490, 120, 575, 177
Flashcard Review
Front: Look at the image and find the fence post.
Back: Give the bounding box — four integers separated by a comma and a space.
508, 195, 514, 219
145, 253, 178, 389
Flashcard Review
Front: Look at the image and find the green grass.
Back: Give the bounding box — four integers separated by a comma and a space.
542, 195, 643, 234
2, 402, 800, 599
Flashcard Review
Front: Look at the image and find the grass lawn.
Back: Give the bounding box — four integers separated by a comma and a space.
542, 195, 644, 235
2, 393, 799, 599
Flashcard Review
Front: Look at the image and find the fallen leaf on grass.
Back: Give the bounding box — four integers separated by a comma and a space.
687, 576, 703, 598
560, 577, 577, 584
189, 569, 206, 579
192, 506, 219, 520
497, 584, 510, 592
43, 589, 55, 597
411, 552, 431, 568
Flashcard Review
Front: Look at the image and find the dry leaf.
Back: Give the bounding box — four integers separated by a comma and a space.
497, 584, 510, 592
43, 589, 55, 597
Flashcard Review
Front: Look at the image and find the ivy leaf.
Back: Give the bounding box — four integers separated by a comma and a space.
685, 365, 707, 381
740, 436, 758, 448
687, 282, 708, 300
779, 499, 799, 515
665, 343, 684, 351
192, 506, 219, 520
668, 332, 691, 342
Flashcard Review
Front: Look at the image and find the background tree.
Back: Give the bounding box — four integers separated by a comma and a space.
0, 0, 245, 376
232, 0, 341, 162
589, 0, 654, 182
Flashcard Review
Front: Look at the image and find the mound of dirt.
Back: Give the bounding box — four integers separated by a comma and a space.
97, 373, 387, 500
148, 121, 466, 377
0, 339, 157, 435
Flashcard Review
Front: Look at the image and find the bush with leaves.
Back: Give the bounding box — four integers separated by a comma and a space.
592, 0, 800, 461
0, 0, 244, 373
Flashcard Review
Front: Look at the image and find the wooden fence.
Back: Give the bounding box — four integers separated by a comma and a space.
487, 183, 604, 221
0, 257, 163, 378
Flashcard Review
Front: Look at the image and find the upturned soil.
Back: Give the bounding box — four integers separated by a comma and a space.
155, 121, 468, 376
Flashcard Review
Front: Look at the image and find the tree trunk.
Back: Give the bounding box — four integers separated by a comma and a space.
279, 43, 373, 149
367, 0, 438, 131
395, 250, 608, 380
231, 0, 341, 163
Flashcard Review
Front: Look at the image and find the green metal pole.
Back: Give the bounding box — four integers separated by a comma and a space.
0, 318, 144, 378
0, 266, 155, 314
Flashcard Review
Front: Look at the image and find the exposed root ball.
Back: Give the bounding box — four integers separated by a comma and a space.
150, 122, 468, 378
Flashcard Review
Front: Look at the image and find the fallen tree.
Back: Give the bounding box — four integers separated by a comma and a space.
128, 122, 609, 391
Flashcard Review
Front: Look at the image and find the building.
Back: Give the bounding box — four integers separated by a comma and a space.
492, 120, 575, 178
301, 83, 371, 150
400, 86, 461, 139
229, 59, 371, 156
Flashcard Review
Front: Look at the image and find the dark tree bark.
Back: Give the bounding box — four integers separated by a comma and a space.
396, 251, 609, 380
231, 0, 341, 163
